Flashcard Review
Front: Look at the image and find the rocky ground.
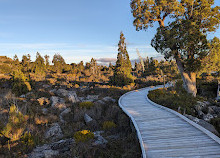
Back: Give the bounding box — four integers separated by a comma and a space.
0, 81, 141, 158
184, 100, 220, 136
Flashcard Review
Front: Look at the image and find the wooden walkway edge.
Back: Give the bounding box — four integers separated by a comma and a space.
118, 85, 220, 158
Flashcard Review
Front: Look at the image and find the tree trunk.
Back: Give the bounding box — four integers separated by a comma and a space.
175, 58, 197, 97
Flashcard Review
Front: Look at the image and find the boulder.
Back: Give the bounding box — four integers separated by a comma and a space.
84, 113, 93, 124
210, 106, 220, 114
50, 96, 66, 110
50, 96, 59, 107
56, 89, 69, 97
59, 108, 71, 123
102, 96, 116, 103
28, 144, 58, 158
92, 131, 108, 147
45, 123, 63, 141
203, 113, 214, 121
42, 84, 50, 88
28, 138, 75, 158
86, 95, 99, 101
68, 91, 80, 103
185, 114, 219, 136
95, 100, 105, 105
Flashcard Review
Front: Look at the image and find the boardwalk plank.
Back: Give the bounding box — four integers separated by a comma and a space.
119, 86, 220, 158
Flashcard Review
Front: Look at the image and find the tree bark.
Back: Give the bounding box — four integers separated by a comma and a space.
175, 57, 197, 97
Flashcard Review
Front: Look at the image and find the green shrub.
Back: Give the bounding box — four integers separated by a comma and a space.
148, 88, 198, 115
74, 130, 94, 143
21, 132, 35, 147
103, 121, 116, 130
1, 105, 28, 141
79, 101, 94, 109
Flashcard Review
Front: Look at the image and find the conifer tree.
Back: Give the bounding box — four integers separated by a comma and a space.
32, 52, 46, 75
112, 32, 133, 86
52, 54, 66, 73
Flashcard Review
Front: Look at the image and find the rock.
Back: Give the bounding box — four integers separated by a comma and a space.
93, 131, 104, 137
86, 95, 99, 101
84, 113, 93, 124
68, 91, 80, 103
51, 138, 75, 152
184, 114, 219, 135
45, 123, 63, 141
50, 96, 66, 110
185, 114, 200, 123
198, 119, 219, 135
28, 138, 75, 158
60, 108, 71, 123
210, 106, 220, 114
95, 100, 105, 105
203, 113, 214, 121
43, 84, 50, 88
28, 144, 58, 158
197, 110, 205, 118
106, 135, 120, 140
92, 131, 108, 147
102, 96, 116, 102
50, 96, 59, 107
42, 108, 48, 115
56, 89, 69, 97
20, 94, 26, 98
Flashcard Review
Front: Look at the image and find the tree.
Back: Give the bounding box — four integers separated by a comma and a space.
112, 32, 133, 86
90, 58, 97, 75
200, 37, 220, 74
44, 55, 50, 67
52, 54, 66, 73
131, 0, 220, 96
21, 54, 31, 73
32, 52, 46, 75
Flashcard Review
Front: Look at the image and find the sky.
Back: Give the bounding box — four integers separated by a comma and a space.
0, 0, 220, 64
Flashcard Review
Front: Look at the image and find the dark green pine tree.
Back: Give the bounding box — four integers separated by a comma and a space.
113, 32, 133, 86
32, 52, 46, 76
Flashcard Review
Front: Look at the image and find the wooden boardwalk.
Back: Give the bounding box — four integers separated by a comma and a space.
119, 85, 220, 158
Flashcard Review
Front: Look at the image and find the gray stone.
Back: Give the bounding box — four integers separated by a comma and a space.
50, 96, 66, 110
56, 89, 69, 97
184, 114, 219, 136
42, 108, 48, 115
28, 138, 75, 158
95, 100, 105, 105
50, 96, 59, 107
42, 84, 50, 88
60, 108, 71, 123
210, 106, 220, 114
203, 113, 214, 121
20, 94, 26, 98
68, 91, 80, 103
45, 123, 63, 141
198, 110, 205, 118
84, 113, 93, 124
92, 132, 108, 146
28, 144, 59, 158
86, 95, 99, 101
102, 96, 116, 102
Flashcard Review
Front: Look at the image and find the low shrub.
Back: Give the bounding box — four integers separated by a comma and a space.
148, 87, 198, 115
103, 121, 116, 130
79, 101, 94, 109
1, 105, 28, 141
74, 130, 94, 143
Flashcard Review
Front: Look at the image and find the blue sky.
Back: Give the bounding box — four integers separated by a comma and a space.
0, 0, 219, 64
